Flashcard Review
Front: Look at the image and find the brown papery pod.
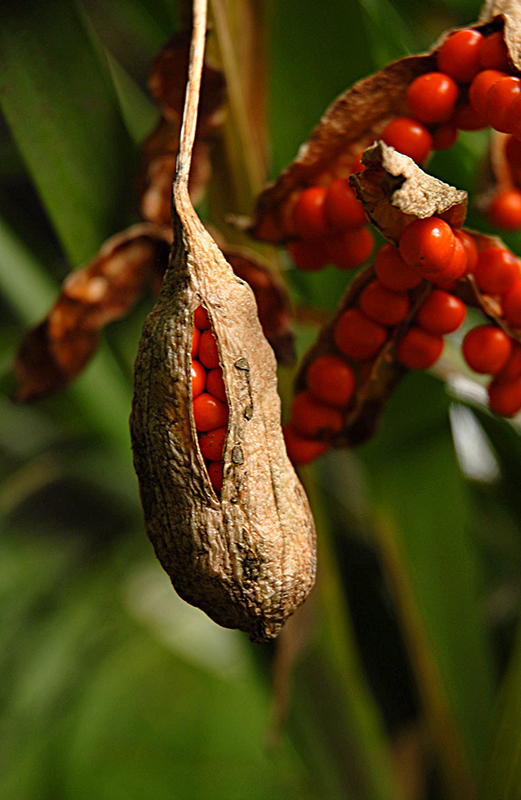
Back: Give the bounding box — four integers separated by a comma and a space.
14, 224, 171, 402
247, 3, 520, 246
294, 143, 468, 447
130, 1, 316, 642
138, 29, 226, 224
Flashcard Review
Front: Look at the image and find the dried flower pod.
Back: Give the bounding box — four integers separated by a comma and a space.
14, 224, 171, 402
130, 3, 315, 641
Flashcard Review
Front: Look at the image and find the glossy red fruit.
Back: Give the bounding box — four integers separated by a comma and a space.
479, 31, 511, 72
206, 366, 227, 402
488, 375, 521, 417
399, 217, 456, 277
192, 393, 229, 431
191, 360, 206, 399
374, 243, 422, 291
283, 423, 329, 466
396, 327, 444, 369
502, 278, 521, 325
287, 240, 328, 271
430, 235, 467, 288
199, 425, 227, 461
307, 354, 356, 407
474, 247, 519, 294
381, 117, 432, 163
469, 69, 508, 116
192, 326, 200, 358
437, 29, 483, 83
324, 179, 366, 229
497, 342, 521, 381
291, 391, 343, 439
416, 290, 466, 335
327, 227, 374, 269
485, 76, 521, 132
198, 328, 220, 369
462, 326, 513, 374
359, 280, 410, 325
334, 308, 388, 360
506, 135, 521, 169
208, 461, 223, 492
292, 187, 328, 240
194, 305, 211, 330
453, 103, 488, 131
406, 72, 459, 123
508, 96, 521, 141
486, 189, 521, 230
432, 122, 458, 150
455, 230, 478, 274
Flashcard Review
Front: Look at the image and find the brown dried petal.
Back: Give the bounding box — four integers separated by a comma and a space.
15, 224, 171, 402
148, 29, 226, 129
351, 141, 467, 244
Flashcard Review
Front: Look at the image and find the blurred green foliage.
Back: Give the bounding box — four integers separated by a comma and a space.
2, 1, 521, 798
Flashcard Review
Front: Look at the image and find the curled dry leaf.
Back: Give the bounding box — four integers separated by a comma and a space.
130, 1, 315, 642
14, 224, 171, 402
294, 145, 468, 446
138, 29, 226, 224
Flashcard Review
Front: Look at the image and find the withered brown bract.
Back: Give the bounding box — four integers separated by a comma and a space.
130, 0, 316, 642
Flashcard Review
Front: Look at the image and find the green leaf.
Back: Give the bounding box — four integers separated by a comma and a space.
0, 0, 135, 266
361, 373, 495, 798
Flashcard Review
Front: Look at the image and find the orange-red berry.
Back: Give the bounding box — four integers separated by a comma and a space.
359, 280, 410, 325
416, 290, 466, 335
306, 354, 356, 407
474, 246, 519, 294
462, 326, 513, 374
287, 240, 328, 271
506, 135, 521, 169
399, 217, 456, 277
291, 391, 343, 439
429, 234, 467, 287
327, 227, 374, 269
497, 342, 521, 381
456, 230, 478, 274
374, 243, 422, 291
194, 305, 211, 330
396, 327, 444, 369
199, 425, 227, 461
191, 359, 206, 398
334, 308, 388, 360
283, 423, 329, 466
488, 375, 521, 417
486, 189, 521, 230
381, 117, 432, 163
198, 328, 220, 369
208, 461, 223, 492
206, 366, 227, 402
432, 122, 459, 150
192, 326, 200, 358
485, 76, 521, 132
479, 31, 511, 72
453, 103, 488, 131
293, 187, 329, 240
437, 29, 483, 83
502, 278, 521, 325
469, 69, 508, 116
324, 179, 366, 229
406, 72, 459, 124
193, 393, 229, 431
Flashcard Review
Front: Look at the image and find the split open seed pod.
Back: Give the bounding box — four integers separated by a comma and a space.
130, 3, 316, 642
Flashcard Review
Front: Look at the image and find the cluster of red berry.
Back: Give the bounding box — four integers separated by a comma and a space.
284, 214, 521, 465
285, 157, 375, 272
382, 27, 521, 230
191, 305, 229, 493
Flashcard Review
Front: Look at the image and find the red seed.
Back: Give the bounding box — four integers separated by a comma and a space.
327, 227, 374, 269
406, 72, 459, 124
485, 76, 521, 133
193, 393, 229, 431
206, 366, 227, 402
199, 425, 227, 461
399, 217, 456, 277
374, 243, 422, 291
198, 328, 220, 369
456, 230, 478, 274
381, 117, 432, 163
462, 326, 513, 374
432, 122, 459, 150
324, 179, 366, 229
479, 31, 511, 72
287, 239, 328, 272
469, 69, 508, 117
208, 461, 223, 492
497, 342, 521, 381
486, 189, 521, 231
488, 375, 521, 417
502, 278, 521, 326
334, 308, 388, 360
359, 280, 410, 326
416, 290, 466, 335
194, 305, 211, 330
291, 391, 343, 439
437, 29, 483, 83
292, 187, 329, 240
396, 326, 444, 369
191, 360, 206, 398
192, 326, 200, 358
283, 423, 330, 466
453, 103, 488, 131
307, 354, 356, 407
474, 247, 519, 294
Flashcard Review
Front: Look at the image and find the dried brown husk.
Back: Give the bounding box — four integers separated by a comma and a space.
14, 224, 171, 402
247, 7, 518, 245
294, 144, 469, 446
138, 30, 226, 224
130, 3, 315, 642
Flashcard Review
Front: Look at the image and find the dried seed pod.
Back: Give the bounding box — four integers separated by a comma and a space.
14, 224, 171, 402
130, 2, 316, 642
